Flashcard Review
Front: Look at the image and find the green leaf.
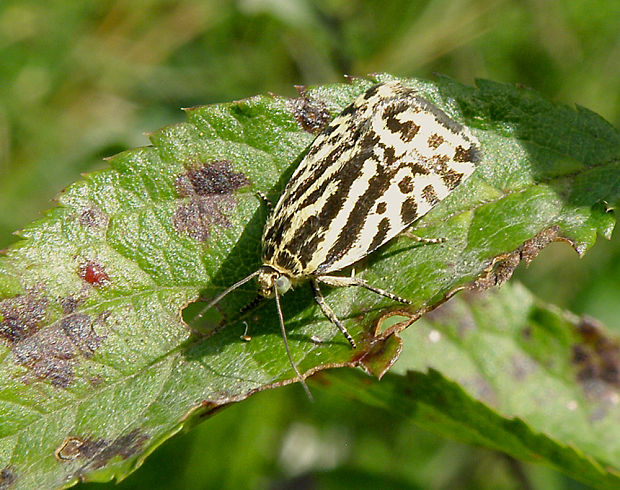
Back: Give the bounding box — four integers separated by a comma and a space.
0, 74, 618, 487
321, 281, 620, 489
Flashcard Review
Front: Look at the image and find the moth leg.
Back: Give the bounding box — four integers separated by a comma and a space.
317, 275, 412, 305
256, 190, 274, 211
401, 231, 445, 244
311, 280, 357, 349
240, 294, 262, 314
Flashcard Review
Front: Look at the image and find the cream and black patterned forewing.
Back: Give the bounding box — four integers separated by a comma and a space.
262, 80, 481, 279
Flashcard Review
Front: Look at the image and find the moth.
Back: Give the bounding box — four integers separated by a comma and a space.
198, 80, 481, 397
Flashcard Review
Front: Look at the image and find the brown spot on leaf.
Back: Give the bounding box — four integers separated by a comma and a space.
510, 354, 537, 381
56, 429, 148, 473
60, 297, 81, 315
79, 262, 110, 287
519, 226, 562, 264
572, 317, 620, 391
572, 344, 589, 363
0, 290, 48, 344
2, 299, 107, 387
471, 226, 560, 290
470, 377, 497, 405
427, 299, 476, 338
55, 437, 91, 461
0, 467, 16, 489
177, 160, 248, 197
358, 334, 403, 380
79, 207, 108, 229
292, 86, 330, 133
174, 160, 250, 241
60, 313, 107, 356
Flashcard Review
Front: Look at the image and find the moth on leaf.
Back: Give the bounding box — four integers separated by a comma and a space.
197, 80, 481, 397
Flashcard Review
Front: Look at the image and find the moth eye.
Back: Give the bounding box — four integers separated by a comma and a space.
275, 275, 292, 294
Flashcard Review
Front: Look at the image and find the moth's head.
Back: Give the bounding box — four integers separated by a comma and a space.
257, 266, 292, 298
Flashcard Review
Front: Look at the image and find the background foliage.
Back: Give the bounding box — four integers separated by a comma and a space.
0, 1, 618, 489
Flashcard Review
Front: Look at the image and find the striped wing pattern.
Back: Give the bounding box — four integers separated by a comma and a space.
262, 81, 481, 278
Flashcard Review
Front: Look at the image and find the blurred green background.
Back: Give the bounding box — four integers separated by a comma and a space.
0, 1, 618, 488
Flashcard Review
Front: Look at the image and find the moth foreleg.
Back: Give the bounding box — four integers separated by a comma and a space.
256, 190, 274, 211
311, 280, 357, 349
316, 275, 412, 306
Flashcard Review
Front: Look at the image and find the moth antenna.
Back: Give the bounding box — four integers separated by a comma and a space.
274, 286, 313, 401
192, 270, 261, 323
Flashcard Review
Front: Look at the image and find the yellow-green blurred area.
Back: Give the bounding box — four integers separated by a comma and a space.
0, 1, 617, 488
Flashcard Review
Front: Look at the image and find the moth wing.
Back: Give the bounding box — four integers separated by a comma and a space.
262, 81, 481, 277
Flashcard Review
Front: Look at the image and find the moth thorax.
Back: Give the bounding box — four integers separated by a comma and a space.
257, 266, 292, 298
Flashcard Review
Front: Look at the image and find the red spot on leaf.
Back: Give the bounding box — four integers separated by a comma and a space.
79, 262, 109, 286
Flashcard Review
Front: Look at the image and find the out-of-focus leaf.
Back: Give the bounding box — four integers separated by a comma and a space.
321, 281, 620, 488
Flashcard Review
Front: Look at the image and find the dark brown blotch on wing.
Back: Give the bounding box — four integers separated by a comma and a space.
383, 102, 421, 142
427, 133, 445, 149
367, 217, 391, 255
454, 145, 480, 163
398, 175, 414, 194
400, 197, 418, 224
422, 185, 440, 206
